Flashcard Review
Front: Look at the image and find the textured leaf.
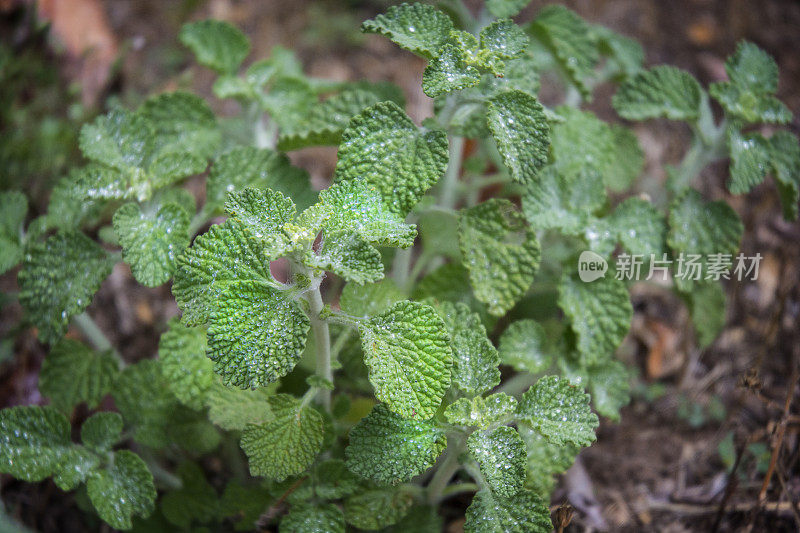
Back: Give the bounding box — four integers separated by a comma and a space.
0, 406, 72, 482
435, 301, 500, 395
586, 359, 630, 420
550, 106, 615, 180
684, 281, 726, 349
486, 90, 550, 184
444, 393, 517, 429
306, 229, 384, 284
518, 424, 579, 495
113, 201, 190, 287
710, 84, 791, 125
39, 339, 119, 411
358, 301, 452, 419
594, 26, 644, 78
521, 165, 606, 234
558, 273, 632, 364
240, 394, 324, 481
139, 91, 221, 158
79, 109, 153, 171
224, 187, 296, 246
113, 360, 176, 447
419, 208, 461, 260
422, 41, 482, 98
53, 447, 100, 491
81, 412, 124, 453
333, 102, 448, 217
159, 318, 214, 410
529, 5, 598, 97
344, 487, 414, 530
206, 382, 274, 431
413, 262, 492, 328
346, 404, 445, 485
361, 3, 453, 59
613, 66, 703, 121
498, 320, 552, 374
165, 407, 221, 454
87, 450, 156, 530
311, 459, 361, 500
207, 146, 317, 213
219, 482, 271, 531
727, 129, 772, 194
281, 503, 345, 533
608, 197, 667, 257
0, 191, 26, 274
18, 231, 113, 344
768, 131, 800, 220
179, 19, 250, 73
464, 489, 552, 533
487, 0, 531, 18
517, 376, 598, 447
468, 426, 526, 498
459, 199, 540, 316
479, 20, 529, 65
384, 505, 443, 533
340, 279, 404, 318
161, 463, 218, 528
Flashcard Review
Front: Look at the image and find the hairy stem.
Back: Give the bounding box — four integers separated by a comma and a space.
392, 247, 413, 293
668, 100, 728, 194
427, 433, 467, 504
72, 312, 125, 367
306, 285, 332, 412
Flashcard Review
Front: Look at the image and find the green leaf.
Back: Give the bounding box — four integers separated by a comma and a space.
79, 109, 153, 171
768, 131, 800, 220
486, 90, 550, 184
594, 26, 644, 78
39, 339, 119, 411
464, 489, 552, 533
344, 486, 414, 530
550, 106, 615, 181
340, 279, 404, 318
518, 424, 579, 495
422, 41, 482, 98
522, 165, 606, 234
240, 394, 324, 481
529, 5, 598, 97
87, 450, 156, 530
479, 20, 529, 65
179, 19, 250, 73
435, 301, 500, 395
281, 503, 345, 533
419, 208, 461, 261
206, 382, 275, 431
81, 412, 124, 453
333, 101, 448, 217
166, 408, 221, 454
413, 262, 492, 328
468, 426, 526, 498
586, 359, 630, 420
346, 404, 445, 485
459, 199, 540, 316
498, 320, 552, 374
608, 125, 645, 191
710, 84, 791, 125
18, 231, 113, 344
305, 229, 384, 284
684, 281, 726, 349
361, 3, 454, 60
486, 0, 531, 18
113, 201, 190, 287
46, 173, 105, 230
53, 447, 101, 492
613, 66, 703, 121
358, 301, 452, 419
224, 187, 296, 247
517, 375, 598, 447
161, 463, 218, 528
219, 482, 271, 531
207, 146, 317, 213
139, 91, 221, 158
159, 318, 214, 410
558, 273, 632, 364
0, 406, 72, 482
384, 505, 443, 533
113, 360, 176, 447
0, 191, 26, 274
727, 129, 771, 194
608, 197, 667, 257
444, 393, 517, 429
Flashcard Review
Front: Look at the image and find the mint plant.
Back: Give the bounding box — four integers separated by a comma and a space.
1, 2, 798, 531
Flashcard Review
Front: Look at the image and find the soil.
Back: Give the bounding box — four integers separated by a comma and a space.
1, 0, 799, 531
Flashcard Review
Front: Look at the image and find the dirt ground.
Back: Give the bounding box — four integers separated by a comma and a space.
1, 0, 799, 531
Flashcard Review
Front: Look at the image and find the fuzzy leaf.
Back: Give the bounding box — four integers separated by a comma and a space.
344, 487, 414, 530
529, 5, 597, 97
206, 383, 274, 431
479, 20, 529, 64
79, 109, 153, 171
333, 102, 449, 217
18, 231, 113, 344
768, 131, 800, 220
444, 393, 517, 429
522, 165, 606, 234
113, 201, 190, 287
459, 199, 540, 316
422, 42, 481, 98
346, 404, 446, 485
0, 406, 72, 482
468, 426, 527, 498
606, 124, 645, 191
81, 412, 124, 453
224, 187, 296, 244
39, 339, 119, 411
517, 376, 598, 447
240, 394, 324, 481
594, 26, 644, 78
464, 489, 552, 533
487, 0, 532, 18
727, 129, 772, 194
684, 281, 726, 349
87, 450, 156, 530
306, 230, 384, 284
179, 19, 250, 73
139, 91, 221, 158
710, 84, 790, 125
161, 463, 218, 528
361, 3, 454, 60
608, 197, 667, 257
435, 301, 500, 395
587, 359, 630, 420
486, 90, 550, 184
113, 360, 176, 448
159, 318, 215, 409
340, 279, 404, 318
613, 66, 703, 121
358, 301, 452, 419
518, 424, 579, 494
498, 320, 552, 374
550, 107, 615, 181
281, 503, 345, 533
207, 147, 317, 212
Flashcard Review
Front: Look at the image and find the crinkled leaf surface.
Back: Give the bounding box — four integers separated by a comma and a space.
79, 109, 153, 171
346, 404, 445, 485
344, 486, 414, 530
684, 281, 727, 349
613, 66, 703, 121
727, 129, 772, 194
112, 360, 176, 448
0, 191, 26, 274
444, 393, 517, 429
224, 187, 296, 246
206, 382, 274, 431
606, 123, 645, 192
341, 279, 404, 318
550, 106, 615, 181
139, 91, 221, 158
281, 503, 345, 533
358, 301, 452, 419
608, 197, 667, 257
522, 165, 606, 234
468, 426, 527, 498
459, 199, 540, 316
86, 450, 156, 530
159, 318, 214, 409
81, 412, 124, 453
498, 320, 552, 374
422, 42, 482, 98
361, 3, 453, 60
517, 376, 598, 447
240, 394, 323, 481
768, 131, 800, 220
464, 489, 552, 533
39, 339, 119, 411
333, 102, 448, 217
179, 19, 250, 73
0, 406, 72, 482
18, 231, 113, 344
486, 90, 550, 184
518, 424, 579, 494
306, 229, 384, 284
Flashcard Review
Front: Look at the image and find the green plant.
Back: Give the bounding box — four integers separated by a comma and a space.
1, 1, 798, 531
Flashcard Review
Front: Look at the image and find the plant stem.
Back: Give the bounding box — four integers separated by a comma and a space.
72, 312, 125, 367
138, 450, 182, 490
392, 247, 413, 293
439, 482, 479, 499
427, 433, 467, 504
439, 136, 465, 210
496, 372, 536, 397
306, 284, 332, 412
